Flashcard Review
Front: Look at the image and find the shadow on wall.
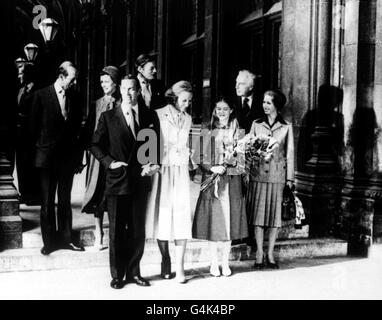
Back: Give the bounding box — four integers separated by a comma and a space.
297, 84, 344, 172
347, 107, 379, 178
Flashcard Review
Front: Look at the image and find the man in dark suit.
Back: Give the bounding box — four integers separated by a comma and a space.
90, 75, 155, 289
235, 70, 265, 133
136, 53, 166, 110
30, 61, 85, 255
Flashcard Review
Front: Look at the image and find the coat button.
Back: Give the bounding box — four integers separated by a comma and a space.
265, 170, 269, 173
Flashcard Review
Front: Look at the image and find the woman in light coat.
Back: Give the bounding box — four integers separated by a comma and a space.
246, 89, 294, 269
82, 66, 121, 250
145, 81, 193, 283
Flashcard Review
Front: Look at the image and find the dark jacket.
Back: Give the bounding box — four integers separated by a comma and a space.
30, 85, 84, 169
234, 94, 265, 134
90, 102, 158, 196
138, 78, 166, 110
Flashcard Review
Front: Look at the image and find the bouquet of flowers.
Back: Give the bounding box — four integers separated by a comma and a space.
200, 134, 278, 194
235, 134, 279, 183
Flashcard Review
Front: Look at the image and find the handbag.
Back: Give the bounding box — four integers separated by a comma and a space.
281, 184, 296, 221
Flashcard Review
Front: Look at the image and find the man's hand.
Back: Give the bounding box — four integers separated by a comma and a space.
210, 165, 226, 175
110, 161, 128, 170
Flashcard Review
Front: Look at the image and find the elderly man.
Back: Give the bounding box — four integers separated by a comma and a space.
235, 70, 265, 133
30, 61, 85, 255
90, 75, 157, 289
135, 53, 166, 110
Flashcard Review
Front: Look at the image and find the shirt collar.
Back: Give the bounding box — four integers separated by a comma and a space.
137, 73, 150, 85
242, 95, 253, 105
54, 80, 64, 95
121, 101, 138, 114
257, 113, 287, 127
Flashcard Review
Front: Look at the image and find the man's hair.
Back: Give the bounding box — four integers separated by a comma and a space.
122, 74, 139, 89
238, 70, 256, 88
135, 54, 156, 70
57, 61, 77, 78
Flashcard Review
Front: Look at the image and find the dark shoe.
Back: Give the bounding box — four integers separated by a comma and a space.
266, 257, 279, 269
61, 243, 85, 252
110, 278, 125, 289
253, 262, 265, 270
129, 275, 151, 287
161, 259, 173, 279
41, 246, 54, 255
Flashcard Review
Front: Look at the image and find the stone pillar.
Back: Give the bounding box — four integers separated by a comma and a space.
340, 0, 382, 256
0, 0, 22, 250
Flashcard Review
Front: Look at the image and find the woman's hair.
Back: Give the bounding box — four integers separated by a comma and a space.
264, 89, 287, 111
209, 96, 236, 130
165, 80, 193, 105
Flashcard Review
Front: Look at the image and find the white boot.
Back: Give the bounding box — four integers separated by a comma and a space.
221, 241, 232, 277
209, 241, 220, 277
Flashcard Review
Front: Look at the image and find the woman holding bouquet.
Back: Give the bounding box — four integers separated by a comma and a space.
145, 81, 193, 283
192, 98, 248, 277
247, 89, 294, 269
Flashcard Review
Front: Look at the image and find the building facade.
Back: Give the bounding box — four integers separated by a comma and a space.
1, 0, 381, 255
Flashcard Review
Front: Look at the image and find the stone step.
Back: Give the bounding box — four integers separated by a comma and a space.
22, 222, 310, 249
0, 238, 347, 273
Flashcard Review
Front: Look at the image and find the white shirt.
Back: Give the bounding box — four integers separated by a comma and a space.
54, 80, 67, 119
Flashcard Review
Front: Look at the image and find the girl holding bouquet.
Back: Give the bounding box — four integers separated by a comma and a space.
192, 98, 248, 277
246, 89, 294, 269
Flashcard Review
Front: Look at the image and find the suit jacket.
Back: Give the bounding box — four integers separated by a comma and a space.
234, 94, 265, 133
138, 78, 166, 110
248, 115, 295, 183
90, 101, 157, 196
30, 85, 84, 169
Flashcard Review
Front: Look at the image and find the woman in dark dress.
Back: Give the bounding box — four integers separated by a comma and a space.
82, 66, 121, 250
192, 98, 248, 277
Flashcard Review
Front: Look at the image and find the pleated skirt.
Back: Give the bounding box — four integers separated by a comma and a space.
246, 181, 284, 228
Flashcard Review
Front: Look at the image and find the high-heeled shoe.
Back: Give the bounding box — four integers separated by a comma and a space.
160, 259, 173, 279
266, 256, 279, 269
253, 254, 265, 270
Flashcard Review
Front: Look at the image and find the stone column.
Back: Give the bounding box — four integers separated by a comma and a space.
340, 0, 382, 256
0, 0, 22, 250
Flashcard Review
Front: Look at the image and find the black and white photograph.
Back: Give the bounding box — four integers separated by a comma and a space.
0, 0, 382, 304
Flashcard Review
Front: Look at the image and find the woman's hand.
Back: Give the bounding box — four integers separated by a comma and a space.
210, 165, 226, 175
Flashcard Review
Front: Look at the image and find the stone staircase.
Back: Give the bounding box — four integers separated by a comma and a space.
0, 226, 348, 272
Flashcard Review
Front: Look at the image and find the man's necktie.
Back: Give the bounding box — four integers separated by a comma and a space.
243, 97, 250, 115
132, 108, 139, 136
59, 90, 68, 120
126, 111, 136, 139
141, 81, 152, 107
